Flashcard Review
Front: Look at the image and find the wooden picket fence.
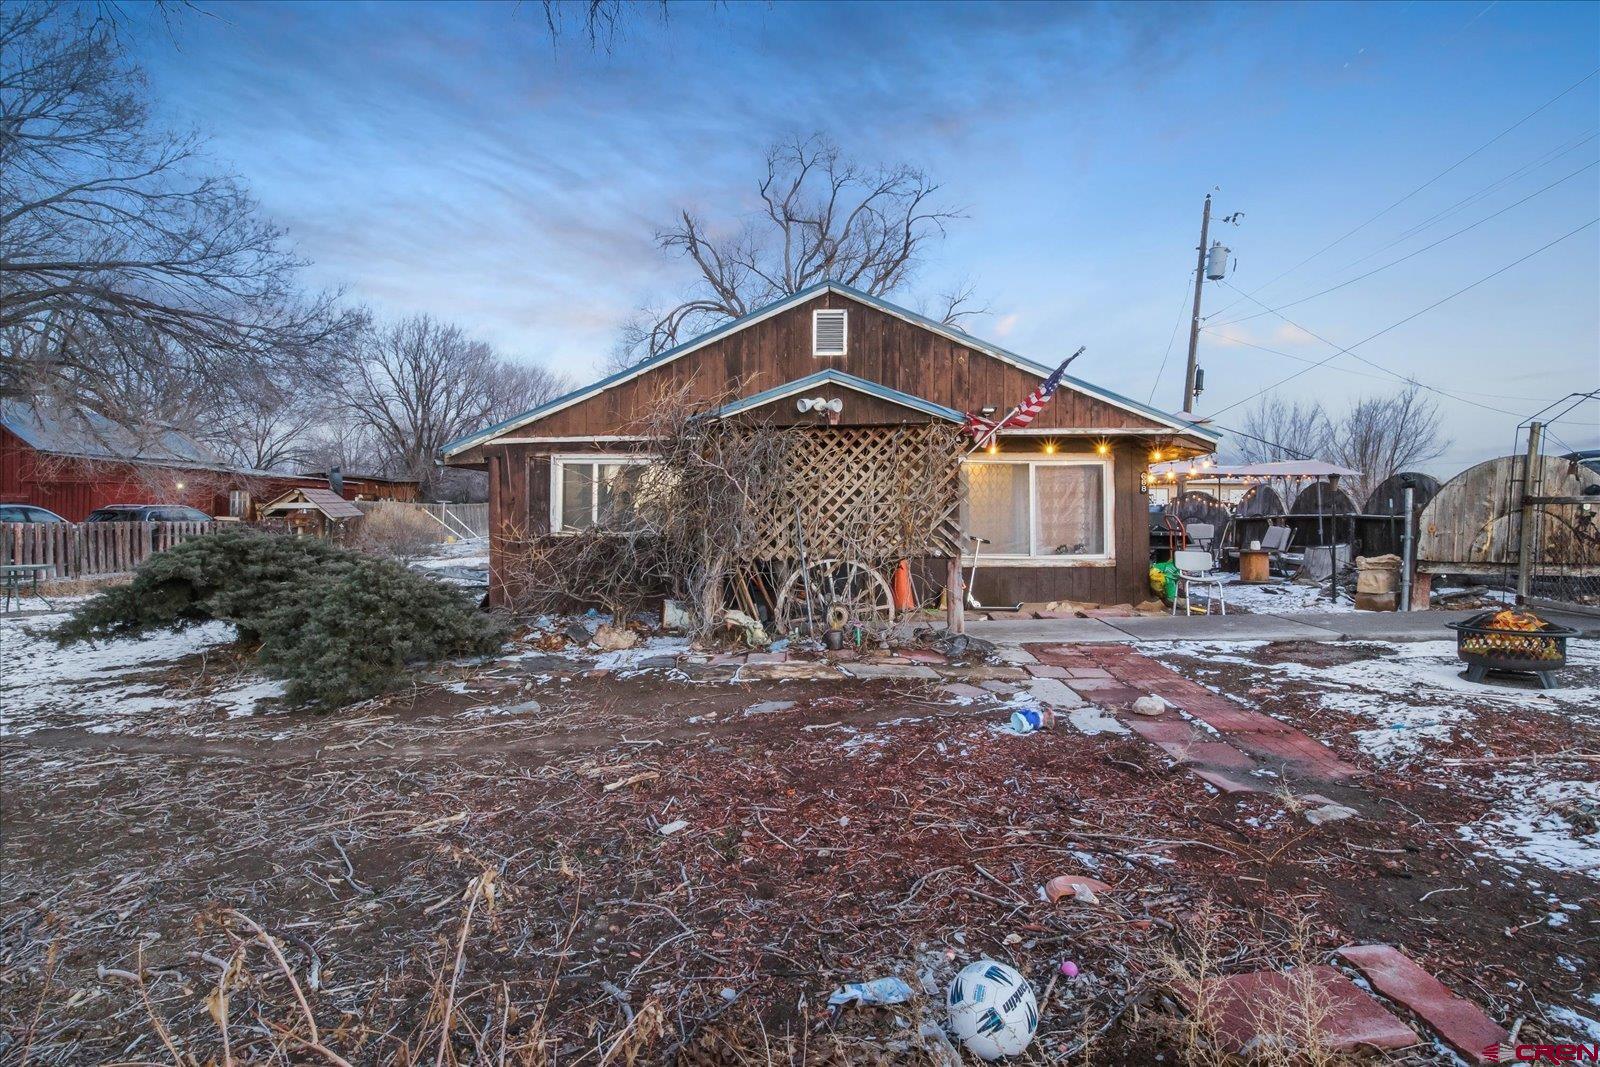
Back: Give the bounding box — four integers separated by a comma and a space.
1, 521, 217, 579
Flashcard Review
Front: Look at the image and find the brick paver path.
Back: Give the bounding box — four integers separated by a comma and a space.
1025, 642, 1364, 793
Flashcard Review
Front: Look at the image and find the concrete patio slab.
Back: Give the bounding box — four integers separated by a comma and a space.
1280, 609, 1478, 642
1099, 613, 1345, 642
840, 662, 938, 680
1297, 608, 1600, 641
963, 617, 1131, 644
966, 605, 1600, 646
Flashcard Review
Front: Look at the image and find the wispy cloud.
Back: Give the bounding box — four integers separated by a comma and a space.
125, 0, 1600, 468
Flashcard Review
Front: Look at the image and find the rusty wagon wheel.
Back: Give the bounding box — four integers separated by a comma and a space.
772, 558, 895, 637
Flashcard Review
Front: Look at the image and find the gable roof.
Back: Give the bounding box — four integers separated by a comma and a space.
713, 368, 967, 424
443, 281, 1220, 457
261, 486, 364, 520
1, 398, 224, 467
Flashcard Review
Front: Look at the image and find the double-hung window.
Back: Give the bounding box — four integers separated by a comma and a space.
550, 456, 655, 532
960, 456, 1112, 559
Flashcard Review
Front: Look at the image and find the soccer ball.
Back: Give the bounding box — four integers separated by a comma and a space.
946, 959, 1039, 1060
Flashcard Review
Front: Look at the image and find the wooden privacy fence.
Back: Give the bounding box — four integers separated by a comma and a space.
1, 521, 216, 579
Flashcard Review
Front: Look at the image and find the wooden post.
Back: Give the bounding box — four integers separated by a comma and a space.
1399, 486, 1415, 612
945, 556, 965, 634
1515, 421, 1544, 605
486, 452, 504, 610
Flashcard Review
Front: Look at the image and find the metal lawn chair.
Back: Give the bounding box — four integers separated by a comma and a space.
1172, 549, 1227, 616
1259, 524, 1294, 575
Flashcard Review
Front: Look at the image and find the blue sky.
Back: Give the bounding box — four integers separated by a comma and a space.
127, 1, 1599, 471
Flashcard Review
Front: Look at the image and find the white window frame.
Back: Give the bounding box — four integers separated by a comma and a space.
548, 454, 657, 533
812, 308, 848, 357
961, 454, 1114, 564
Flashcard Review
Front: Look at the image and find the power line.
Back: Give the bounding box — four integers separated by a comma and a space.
1205, 216, 1600, 419
1213, 269, 1597, 417
1206, 421, 1317, 461
1205, 158, 1599, 331
1204, 66, 1600, 320
1147, 268, 1196, 405
1327, 128, 1598, 275
1208, 332, 1560, 403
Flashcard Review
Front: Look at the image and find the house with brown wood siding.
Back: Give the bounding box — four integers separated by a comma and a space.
444, 281, 1219, 612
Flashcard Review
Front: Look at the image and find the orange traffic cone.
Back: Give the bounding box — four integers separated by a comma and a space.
892, 559, 914, 611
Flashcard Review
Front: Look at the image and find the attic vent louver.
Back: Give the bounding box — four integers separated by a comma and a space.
812, 308, 848, 356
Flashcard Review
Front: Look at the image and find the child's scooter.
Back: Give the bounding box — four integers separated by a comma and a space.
964, 535, 1024, 612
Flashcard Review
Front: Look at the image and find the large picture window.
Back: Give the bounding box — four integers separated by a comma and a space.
961, 457, 1111, 559
550, 456, 655, 532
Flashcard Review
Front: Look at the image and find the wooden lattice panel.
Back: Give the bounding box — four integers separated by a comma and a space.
740, 423, 963, 561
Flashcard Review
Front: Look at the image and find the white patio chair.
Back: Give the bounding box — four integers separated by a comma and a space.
1185, 522, 1216, 556
1172, 548, 1227, 616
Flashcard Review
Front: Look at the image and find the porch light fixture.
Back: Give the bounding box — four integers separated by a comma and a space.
985, 440, 999, 455
1094, 439, 1110, 455
1043, 440, 1057, 455
175, 481, 186, 490
1150, 449, 1163, 462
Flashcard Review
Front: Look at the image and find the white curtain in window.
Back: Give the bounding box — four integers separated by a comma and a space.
1035, 464, 1105, 555
961, 462, 1030, 554
560, 463, 596, 530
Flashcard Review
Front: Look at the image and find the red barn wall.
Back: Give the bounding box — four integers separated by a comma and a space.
0, 428, 419, 521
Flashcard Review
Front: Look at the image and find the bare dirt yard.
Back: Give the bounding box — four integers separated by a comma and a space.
2, 606, 1597, 1064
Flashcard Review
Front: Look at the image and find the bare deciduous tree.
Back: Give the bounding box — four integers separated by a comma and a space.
1327, 387, 1449, 502
613, 134, 971, 369
209, 386, 328, 473
338, 315, 567, 497
0, 3, 356, 418
1233, 397, 1333, 463
537, 0, 669, 51
1233, 388, 1449, 501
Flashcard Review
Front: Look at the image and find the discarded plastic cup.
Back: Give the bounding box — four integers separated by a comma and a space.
1009, 707, 1053, 734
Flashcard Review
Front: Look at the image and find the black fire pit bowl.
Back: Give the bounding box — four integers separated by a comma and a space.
1447, 610, 1579, 690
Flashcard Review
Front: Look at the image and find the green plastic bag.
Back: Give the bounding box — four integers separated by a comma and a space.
1150, 561, 1179, 602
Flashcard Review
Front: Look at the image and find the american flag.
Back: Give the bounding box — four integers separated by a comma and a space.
966, 347, 1084, 446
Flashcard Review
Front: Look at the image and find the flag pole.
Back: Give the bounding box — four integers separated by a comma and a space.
967, 347, 1084, 454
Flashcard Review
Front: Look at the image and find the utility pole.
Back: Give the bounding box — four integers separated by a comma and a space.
1181, 193, 1212, 416
1515, 421, 1544, 604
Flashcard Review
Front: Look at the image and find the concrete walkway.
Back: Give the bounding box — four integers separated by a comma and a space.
968, 606, 1600, 645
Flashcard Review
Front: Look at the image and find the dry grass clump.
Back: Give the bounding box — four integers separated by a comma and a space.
1145, 903, 1355, 1067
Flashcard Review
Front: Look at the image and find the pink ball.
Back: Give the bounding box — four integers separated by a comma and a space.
1059, 960, 1079, 978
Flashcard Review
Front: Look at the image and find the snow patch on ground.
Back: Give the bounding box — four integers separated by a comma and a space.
1317, 690, 1473, 759
1459, 777, 1600, 876
1219, 577, 1351, 615
409, 538, 490, 586
0, 614, 277, 734
1147, 637, 1600, 763
1547, 1005, 1600, 1042
1160, 639, 1600, 717
595, 636, 692, 672
1066, 706, 1130, 736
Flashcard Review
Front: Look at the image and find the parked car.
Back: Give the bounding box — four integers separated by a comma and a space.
85, 504, 213, 523
0, 503, 66, 523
